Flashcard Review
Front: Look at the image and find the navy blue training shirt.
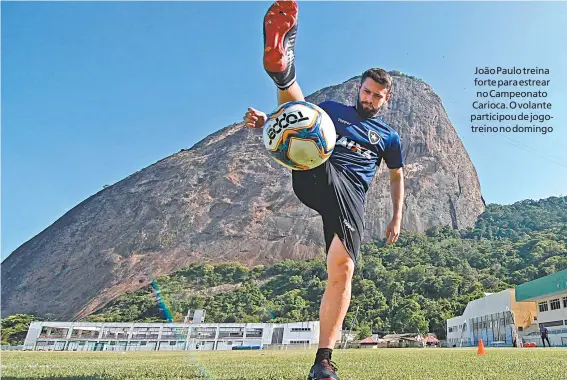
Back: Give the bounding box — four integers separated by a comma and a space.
318, 100, 404, 193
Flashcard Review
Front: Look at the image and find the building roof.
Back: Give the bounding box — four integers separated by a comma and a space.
359, 336, 380, 344
515, 269, 567, 302
382, 333, 422, 342
358, 336, 384, 344
422, 335, 439, 343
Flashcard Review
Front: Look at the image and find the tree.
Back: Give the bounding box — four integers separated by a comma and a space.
390, 298, 428, 333
1, 314, 40, 345
83, 196, 567, 336
357, 324, 372, 340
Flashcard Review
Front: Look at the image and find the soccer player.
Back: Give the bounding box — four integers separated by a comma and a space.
243, 2, 405, 379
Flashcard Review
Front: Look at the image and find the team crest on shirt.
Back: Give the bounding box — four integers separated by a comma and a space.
368, 130, 381, 145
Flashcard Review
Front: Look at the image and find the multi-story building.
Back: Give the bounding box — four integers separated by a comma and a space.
24, 320, 320, 351
446, 289, 536, 347
515, 269, 567, 346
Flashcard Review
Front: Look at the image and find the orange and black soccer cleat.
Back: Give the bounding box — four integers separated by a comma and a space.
263, 1, 299, 90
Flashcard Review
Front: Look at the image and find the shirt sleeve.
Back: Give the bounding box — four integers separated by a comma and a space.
317, 100, 333, 116
383, 132, 404, 169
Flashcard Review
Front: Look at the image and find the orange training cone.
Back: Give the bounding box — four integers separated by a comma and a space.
477, 339, 486, 355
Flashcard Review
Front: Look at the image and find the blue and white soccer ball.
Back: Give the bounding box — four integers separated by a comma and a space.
262, 101, 336, 170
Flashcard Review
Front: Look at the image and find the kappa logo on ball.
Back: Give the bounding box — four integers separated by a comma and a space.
368, 130, 381, 145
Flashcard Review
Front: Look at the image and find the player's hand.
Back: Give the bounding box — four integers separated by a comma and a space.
386, 217, 401, 244
243, 107, 267, 129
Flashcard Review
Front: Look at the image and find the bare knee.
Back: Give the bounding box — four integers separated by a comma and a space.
328, 259, 354, 286
327, 238, 355, 286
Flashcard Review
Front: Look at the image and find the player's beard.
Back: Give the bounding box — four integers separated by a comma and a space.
355, 95, 380, 119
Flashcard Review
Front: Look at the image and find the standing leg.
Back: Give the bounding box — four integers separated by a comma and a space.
308, 236, 354, 380
318, 236, 355, 349
308, 166, 364, 380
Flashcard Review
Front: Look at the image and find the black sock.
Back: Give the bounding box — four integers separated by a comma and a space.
315, 348, 333, 364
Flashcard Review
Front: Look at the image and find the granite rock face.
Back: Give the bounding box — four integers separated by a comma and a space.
1, 72, 484, 319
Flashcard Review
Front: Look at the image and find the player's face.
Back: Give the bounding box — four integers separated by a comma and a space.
356, 78, 391, 118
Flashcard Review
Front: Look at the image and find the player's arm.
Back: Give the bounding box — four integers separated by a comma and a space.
386, 168, 404, 244
243, 107, 267, 129
383, 132, 405, 244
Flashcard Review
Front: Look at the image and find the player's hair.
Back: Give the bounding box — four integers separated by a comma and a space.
361, 68, 393, 95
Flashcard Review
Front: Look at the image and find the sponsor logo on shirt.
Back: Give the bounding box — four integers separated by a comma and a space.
336, 135, 374, 159
338, 118, 351, 125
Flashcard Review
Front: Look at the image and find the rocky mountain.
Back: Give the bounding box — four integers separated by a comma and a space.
1, 71, 485, 320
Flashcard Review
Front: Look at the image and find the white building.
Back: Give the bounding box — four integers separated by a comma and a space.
515, 269, 567, 347
24, 320, 320, 351
446, 289, 536, 347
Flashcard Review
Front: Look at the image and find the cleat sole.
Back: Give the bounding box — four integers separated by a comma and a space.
263, 1, 298, 73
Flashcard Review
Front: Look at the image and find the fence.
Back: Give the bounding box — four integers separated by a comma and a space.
1, 345, 28, 351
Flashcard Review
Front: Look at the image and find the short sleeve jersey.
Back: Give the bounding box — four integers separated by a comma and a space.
318, 100, 404, 193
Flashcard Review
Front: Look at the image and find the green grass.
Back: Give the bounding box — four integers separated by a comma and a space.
2, 348, 566, 379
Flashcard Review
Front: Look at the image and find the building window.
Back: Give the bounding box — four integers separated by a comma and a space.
132, 327, 159, 340
541, 320, 564, 328
218, 328, 244, 339
539, 301, 549, 312
245, 328, 263, 338
563, 296, 567, 308
161, 328, 188, 340
190, 327, 217, 339
290, 328, 311, 332
448, 327, 453, 333
550, 299, 561, 310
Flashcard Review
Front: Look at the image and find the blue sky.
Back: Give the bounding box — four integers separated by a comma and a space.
2, 1, 567, 260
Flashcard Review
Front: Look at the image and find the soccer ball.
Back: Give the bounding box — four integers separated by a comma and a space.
262, 101, 336, 170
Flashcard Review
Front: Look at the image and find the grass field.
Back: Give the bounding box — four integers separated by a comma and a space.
2, 348, 566, 379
